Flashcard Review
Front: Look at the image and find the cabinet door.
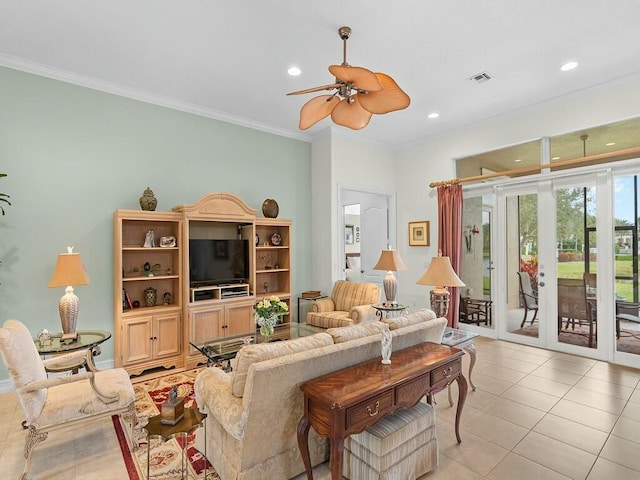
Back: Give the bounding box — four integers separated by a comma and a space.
153, 312, 181, 358
122, 316, 153, 365
190, 307, 224, 353
226, 302, 255, 336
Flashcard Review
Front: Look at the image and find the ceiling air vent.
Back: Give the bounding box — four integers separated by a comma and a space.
468, 72, 493, 84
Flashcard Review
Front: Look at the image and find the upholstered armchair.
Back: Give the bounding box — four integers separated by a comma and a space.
306, 280, 381, 328
0, 320, 136, 480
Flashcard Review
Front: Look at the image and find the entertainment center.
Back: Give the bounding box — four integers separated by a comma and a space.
113, 192, 292, 375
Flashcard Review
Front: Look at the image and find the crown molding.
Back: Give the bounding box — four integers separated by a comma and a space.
0, 54, 312, 144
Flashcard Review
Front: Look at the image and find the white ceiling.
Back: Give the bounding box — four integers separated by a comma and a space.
1, 1, 640, 149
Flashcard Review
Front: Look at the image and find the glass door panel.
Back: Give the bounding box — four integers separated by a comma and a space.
460, 194, 494, 330
555, 186, 596, 350
613, 174, 640, 357
503, 191, 540, 340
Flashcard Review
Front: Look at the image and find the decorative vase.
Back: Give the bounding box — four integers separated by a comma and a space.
144, 286, 157, 307
262, 198, 279, 218
139, 187, 158, 211
260, 324, 274, 342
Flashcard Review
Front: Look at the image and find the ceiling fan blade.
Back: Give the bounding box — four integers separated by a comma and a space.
299, 95, 340, 130
358, 73, 411, 114
330, 96, 373, 130
328, 65, 383, 92
286, 83, 340, 96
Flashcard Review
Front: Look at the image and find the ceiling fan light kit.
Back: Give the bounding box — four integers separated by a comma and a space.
287, 26, 410, 131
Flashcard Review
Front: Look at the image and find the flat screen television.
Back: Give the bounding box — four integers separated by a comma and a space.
189, 239, 249, 287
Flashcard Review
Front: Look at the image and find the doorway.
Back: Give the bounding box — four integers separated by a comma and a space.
339, 187, 395, 292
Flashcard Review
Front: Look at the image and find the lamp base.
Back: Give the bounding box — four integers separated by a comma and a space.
430, 289, 451, 318
59, 286, 80, 335
383, 271, 398, 305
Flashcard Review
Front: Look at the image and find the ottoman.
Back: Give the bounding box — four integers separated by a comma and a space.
343, 401, 438, 480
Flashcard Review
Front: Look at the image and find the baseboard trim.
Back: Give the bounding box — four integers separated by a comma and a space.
0, 358, 115, 394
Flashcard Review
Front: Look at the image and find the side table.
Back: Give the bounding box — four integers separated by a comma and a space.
35, 330, 111, 374
144, 407, 207, 480
297, 294, 327, 322
372, 303, 408, 320
441, 327, 479, 406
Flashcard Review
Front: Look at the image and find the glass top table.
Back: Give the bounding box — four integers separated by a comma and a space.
34, 330, 112, 355
191, 322, 324, 367
372, 303, 409, 319
441, 327, 479, 405
441, 327, 479, 347
34, 330, 111, 373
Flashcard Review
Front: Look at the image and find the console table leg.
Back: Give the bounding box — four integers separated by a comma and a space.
455, 374, 468, 443
329, 436, 344, 480
297, 416, 313, 479
465, 343, 477, 391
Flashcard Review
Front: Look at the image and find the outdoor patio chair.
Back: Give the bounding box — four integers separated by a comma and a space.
517, 272, 539, 327
459, 295, 492, 325
557, 278, 597, 347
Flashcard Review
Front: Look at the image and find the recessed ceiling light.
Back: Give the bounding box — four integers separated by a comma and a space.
552, 156, 560, 160
514, 159, 522, 163
287, 66, 301, 76
427, 112, 439, 119
560, 61, 578, 72
606, 142, 616, 146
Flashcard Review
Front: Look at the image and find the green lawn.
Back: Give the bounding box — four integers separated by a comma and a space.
557, 260, 635, 300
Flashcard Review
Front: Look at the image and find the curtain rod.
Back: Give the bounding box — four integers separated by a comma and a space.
429, 146, 640, 188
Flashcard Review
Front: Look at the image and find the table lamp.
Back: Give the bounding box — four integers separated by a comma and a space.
416, 251, 464, 317
48, 246, 89, 339
373, 247, 407, 306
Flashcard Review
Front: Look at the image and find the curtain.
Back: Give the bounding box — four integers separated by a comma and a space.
437, 184, 463, 327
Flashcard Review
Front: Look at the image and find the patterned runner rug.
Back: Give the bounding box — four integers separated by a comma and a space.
113, 368, 220, 480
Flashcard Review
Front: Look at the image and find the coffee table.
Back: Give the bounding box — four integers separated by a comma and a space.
144, 407, 207, 480
190, 322, 324, 367
441, 327, 478, 406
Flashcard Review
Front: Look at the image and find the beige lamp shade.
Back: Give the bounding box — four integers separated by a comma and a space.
373, 249, 407, 272
48, 250, 90, 288
416, 255, 464, 290
48, 247, 89, 336
373, 249, 407, 305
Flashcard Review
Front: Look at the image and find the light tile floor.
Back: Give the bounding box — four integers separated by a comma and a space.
2, 336, 640, 479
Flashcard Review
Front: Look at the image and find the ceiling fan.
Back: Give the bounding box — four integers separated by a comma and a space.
287, 26, 410, 131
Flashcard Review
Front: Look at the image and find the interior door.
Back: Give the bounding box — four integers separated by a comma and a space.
340, 189, 392, 290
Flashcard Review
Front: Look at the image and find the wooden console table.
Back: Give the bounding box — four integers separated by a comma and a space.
297, 342, 467, 480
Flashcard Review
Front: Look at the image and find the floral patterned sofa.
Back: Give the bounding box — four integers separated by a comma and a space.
194, 308, 446, 480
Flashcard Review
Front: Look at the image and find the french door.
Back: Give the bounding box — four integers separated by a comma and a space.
495, 172, 613, 359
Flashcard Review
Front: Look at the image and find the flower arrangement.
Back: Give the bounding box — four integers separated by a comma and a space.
254, 295, 289, 340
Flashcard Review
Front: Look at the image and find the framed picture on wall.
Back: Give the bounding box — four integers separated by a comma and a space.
345, 225, 354, 244
409, 221, 430, 246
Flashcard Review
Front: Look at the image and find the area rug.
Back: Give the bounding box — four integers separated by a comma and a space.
113, 368, 221, 480
513, 324, 640, 354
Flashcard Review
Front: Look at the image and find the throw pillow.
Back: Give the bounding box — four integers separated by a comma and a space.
327, 322, 387, 343
231, 332, 333, 397
383, 308, 437, 330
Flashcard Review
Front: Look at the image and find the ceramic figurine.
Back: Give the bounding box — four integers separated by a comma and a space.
381, 324, 392, 364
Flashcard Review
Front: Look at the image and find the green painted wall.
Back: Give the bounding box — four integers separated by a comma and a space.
0, 66, 312, 382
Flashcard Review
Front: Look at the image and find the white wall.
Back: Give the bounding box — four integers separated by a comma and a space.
396, 72, 640, 310
311, 128, 396, 295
